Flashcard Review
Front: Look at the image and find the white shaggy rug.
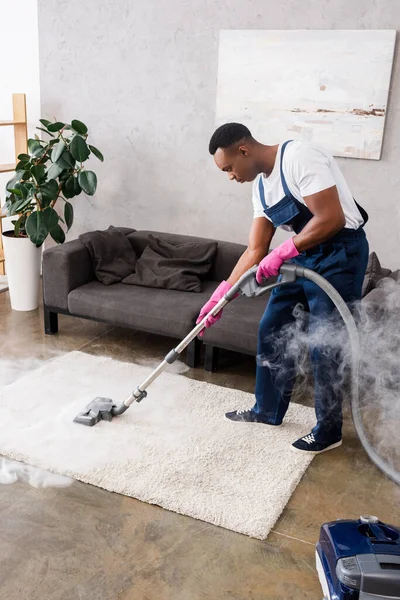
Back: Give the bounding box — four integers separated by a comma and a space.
0, 351, 315, 539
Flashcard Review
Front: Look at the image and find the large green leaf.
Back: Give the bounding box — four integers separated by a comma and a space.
59, 171, 71, 183
28, 138, 42, 152
27, 138, 47, 159
88, 145, 104, 162
8, 183, 29, 199
14, 215, 26, 237
56, 150, 75, 170
51, 140, 66, 163
31, 165, 46, 184
39, 179, 59, 204
73, 177, 81, 196
70, 135, 90, 162
46, 162, 64, 180
9, 196, 34, 215
71, 119, 88, 135
15, 161, 29, 171
26, 207, 60, 246
21, 170, 32, 182
6, 170, 25, 192
27, 140, 45, 159
50, 223, 66, 244
47, 121, 65, 132
78, 170, 97, 195
39, 118, 51, 128
36, 126, 55, 137
42, 207, 59, 230
25, 211, 49, 246
7, 187, 23, 197
20, 183, 34, 198
16, 155, 32, 170
62, 176, 75, 199
64, 202, 74, 231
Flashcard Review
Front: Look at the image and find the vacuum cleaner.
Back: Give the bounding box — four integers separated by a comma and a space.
316, 515, 400, 599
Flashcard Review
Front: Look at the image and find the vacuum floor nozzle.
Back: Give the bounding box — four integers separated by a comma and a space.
73, 397, 116, 426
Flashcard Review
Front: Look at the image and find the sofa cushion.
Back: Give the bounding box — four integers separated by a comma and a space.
79, 226, 137, 285
68, 280, 219, 340
122, 235, 217, 292
362, 252, 392, 297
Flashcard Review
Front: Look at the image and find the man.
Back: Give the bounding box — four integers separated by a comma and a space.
196, 123, 369, 455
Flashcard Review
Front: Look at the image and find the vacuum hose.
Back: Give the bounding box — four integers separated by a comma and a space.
298, 266, 400, 487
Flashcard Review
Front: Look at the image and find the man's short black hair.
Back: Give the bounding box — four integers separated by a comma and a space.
208, 123, 252, 155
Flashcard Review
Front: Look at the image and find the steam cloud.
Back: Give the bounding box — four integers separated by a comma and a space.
257, 275, 400, 472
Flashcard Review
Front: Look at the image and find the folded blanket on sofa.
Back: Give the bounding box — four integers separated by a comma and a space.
79, 226, 137, 285
122, 234, 218, 292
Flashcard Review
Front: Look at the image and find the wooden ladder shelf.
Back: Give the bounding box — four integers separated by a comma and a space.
0, 93, 28, 275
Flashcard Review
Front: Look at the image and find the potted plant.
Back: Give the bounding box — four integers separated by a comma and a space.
2, 118, 103, 311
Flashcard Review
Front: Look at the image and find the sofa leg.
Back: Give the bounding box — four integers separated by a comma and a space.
44, 307, 58, 335
205, 345, 220, 373
186, 337, 201, 368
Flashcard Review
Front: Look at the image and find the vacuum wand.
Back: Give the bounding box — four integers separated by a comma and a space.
73, 264, 291, 426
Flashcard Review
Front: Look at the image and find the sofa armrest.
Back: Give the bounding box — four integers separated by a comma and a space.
42, 240, 94, 311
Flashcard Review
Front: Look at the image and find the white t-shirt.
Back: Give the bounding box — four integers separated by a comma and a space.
252, 141, 364, 231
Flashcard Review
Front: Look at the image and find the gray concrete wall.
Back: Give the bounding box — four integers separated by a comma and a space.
38, 1, 400, 269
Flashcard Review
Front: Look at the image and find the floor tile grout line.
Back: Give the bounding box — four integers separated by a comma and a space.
71, 326, 117, 353
270, 530, 315, 546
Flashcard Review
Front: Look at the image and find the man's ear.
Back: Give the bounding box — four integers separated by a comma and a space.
238, 144, 249, 157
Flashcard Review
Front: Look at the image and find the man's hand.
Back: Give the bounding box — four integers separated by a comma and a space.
196, 281, 232, 337
256, 237, 299, 283
196, 217, 275, 335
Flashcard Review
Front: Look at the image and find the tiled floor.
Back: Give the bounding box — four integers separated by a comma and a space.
0, 289, 398, 600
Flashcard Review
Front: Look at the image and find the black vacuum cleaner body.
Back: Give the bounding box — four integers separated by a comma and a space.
316, 516, 400, 599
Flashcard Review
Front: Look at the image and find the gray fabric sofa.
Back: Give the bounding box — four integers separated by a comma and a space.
42, 227, 269, 369
42, 227, 393, 371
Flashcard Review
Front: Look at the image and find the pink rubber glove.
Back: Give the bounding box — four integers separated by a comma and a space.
256, 238, 299, 284
196, 280, 232, 337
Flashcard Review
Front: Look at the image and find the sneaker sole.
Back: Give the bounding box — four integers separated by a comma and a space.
224, 415, 282, 426
290, 439, 343, 455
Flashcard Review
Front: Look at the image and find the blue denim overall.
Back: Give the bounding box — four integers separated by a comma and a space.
253, 141, 369, 443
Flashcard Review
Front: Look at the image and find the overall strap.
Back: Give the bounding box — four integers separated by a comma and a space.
279, 140, 294, 199
355, 200, 369, 227
258, 140, 294, 210
258, 175, 267, 211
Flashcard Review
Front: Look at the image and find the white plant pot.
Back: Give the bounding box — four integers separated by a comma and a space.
2, 232, 42, 311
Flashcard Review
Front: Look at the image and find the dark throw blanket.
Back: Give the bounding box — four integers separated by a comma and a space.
122, 234, 217, 292
79, 226, 137, 285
